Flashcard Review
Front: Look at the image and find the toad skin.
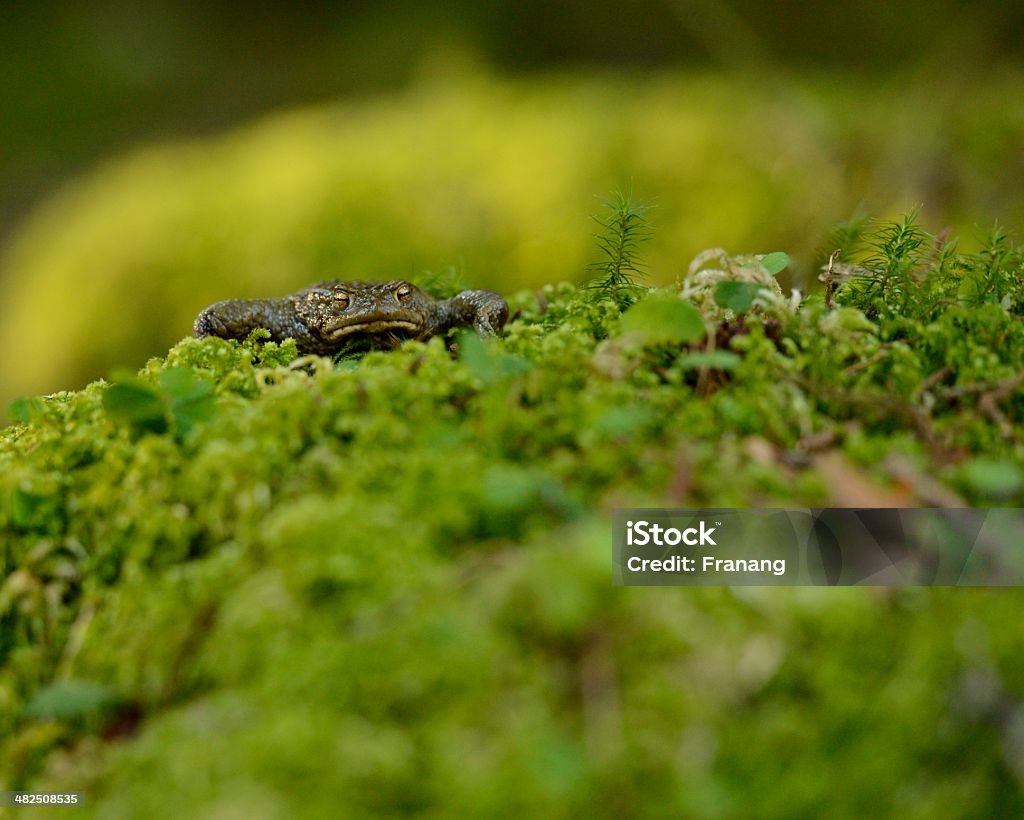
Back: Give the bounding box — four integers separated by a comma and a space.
193, 280, 508, 355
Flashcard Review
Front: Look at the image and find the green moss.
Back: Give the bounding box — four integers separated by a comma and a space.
3, 218, 1024, 816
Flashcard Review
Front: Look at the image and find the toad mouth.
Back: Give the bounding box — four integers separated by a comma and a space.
328, 320, 421, 339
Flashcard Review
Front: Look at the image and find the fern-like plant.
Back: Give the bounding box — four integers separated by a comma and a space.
586, 191, 651, 309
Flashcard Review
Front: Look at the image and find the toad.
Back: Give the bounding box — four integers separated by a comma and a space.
193, 280, 508, 355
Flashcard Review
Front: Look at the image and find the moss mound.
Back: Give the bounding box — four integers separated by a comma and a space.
4, 219, 1024, 816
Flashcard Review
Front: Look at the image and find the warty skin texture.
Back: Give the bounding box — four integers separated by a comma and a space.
194, 280, 509, 355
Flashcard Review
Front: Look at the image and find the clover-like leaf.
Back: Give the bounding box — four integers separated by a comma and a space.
103, 373, 168, 434
161, 367, 216, 437
714, 281, 765, 313
621, 293, 705, 343
761, 252, 791, 275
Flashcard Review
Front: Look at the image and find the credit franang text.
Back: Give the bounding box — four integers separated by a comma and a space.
626, 555, 787, 576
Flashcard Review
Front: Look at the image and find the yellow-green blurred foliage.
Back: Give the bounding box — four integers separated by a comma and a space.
3, 68, 1024, 407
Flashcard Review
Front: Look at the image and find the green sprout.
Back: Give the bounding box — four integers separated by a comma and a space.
585, 190, 651, 309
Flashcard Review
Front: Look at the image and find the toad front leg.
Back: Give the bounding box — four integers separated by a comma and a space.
437, 289, 510, 336
193, 297, 320, 350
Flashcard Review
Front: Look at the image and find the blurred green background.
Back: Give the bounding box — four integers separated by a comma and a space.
3, 1, 1024, 410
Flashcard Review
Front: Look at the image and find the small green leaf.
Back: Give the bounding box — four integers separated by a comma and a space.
714, 281, 765, 313
171, 388, 216, 437
103, 376, 168, 434
161, 367, 217, 436
676, 350, 742, 370
11, 488, 45, 529
7, 396, 40, 425
25, 680, 120, 722
621, 293, 704, 343
960, 458, 1022, 498
458, 331, 532, 384
158, 367, 197, 396
761, 252, 791, 275
483, 465, 546, 514
593, 405, 657, 436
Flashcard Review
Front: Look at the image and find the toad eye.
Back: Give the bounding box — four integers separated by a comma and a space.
396, 284, 412, 300
334, 292, 350, 308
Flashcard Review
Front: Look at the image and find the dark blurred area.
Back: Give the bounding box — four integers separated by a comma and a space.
4, 0, 1023, 240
